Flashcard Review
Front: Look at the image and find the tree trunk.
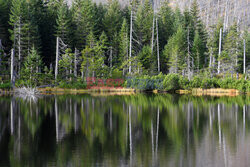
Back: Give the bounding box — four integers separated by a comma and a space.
11, 49, 15, 87
129, 7, 133, 74
156, 18, 160, 73
110, 47, 113, 68
74, 48, 78, 79
151, 6, 155, 57
218, 28, 222, 74
187, 28, 191, 81
55, 98, 59, 142
243, 39, 246, 74
55, 37, 59, 80
18, 19, 21, 75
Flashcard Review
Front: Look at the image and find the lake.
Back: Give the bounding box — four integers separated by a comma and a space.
0, 94, 249, 167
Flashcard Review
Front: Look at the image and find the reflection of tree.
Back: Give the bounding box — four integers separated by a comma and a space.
0, 94, 249, 166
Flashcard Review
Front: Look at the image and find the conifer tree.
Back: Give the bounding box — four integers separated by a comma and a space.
223, 23, 240, 76
21, 46, 42, 86
72, 0, 95, 50
0, 0, 11, 49
119, 19, 129, 74
55, 2, 70, 43
163, 26, 186, 74
134, 0, 153, 50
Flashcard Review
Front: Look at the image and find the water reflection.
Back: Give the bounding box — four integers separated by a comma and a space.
0, 94, 250, 167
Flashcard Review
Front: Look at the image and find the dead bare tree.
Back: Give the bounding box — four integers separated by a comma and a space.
218, 28, 222, 74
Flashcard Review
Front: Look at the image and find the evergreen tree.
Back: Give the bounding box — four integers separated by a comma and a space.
81, 31, 96, 79
207, 20, 223, 75
222, 23, 240, 76
190, 0, 208, 68
0, 0, 11, 50
59, 48, 74, 80
21, 46, 42, 86
158, 1, 174, 50
72, 0, 95, 50
9, 0, 42, 74
103, 0, 122, 68
55, 2, 70, 43
192, 30, 203, 71
119, 19, 129, 74
134, 0, 153, 49
163, 26, 185, 74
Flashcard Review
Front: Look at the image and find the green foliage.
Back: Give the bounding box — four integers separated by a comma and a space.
19, 46, 42, 87
58, 81, 87, 89
0, 82, 12, 89
189, 76, 201, 88
163, 74, 180, 92
163, 26, 185, 74
126, 73, 165, 90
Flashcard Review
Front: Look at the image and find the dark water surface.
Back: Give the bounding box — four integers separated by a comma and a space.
0, 94, 249, 167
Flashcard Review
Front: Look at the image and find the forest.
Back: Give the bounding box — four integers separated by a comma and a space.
0, 0, 249, 91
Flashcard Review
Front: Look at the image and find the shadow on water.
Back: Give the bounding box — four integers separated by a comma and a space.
0, 94, 249, 167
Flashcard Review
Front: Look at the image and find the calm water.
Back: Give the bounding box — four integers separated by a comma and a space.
0, 94, 249, 167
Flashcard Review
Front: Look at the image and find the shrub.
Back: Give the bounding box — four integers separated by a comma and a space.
218, 77, 234, 89
179, 76, 190, 90
0, 82, 12, 90
163, 74, 180, 92
201, 78, 217, 89
58, 81, 86, 89
189, 76, 201, 88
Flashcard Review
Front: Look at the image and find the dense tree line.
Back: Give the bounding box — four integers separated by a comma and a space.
0, 0, 249, 87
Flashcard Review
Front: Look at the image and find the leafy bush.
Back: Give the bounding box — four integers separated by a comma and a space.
125, 73, 250, 93
58, 81, 86, 89
0, 82, 12, 90
201, 78, 218, 89
189, 76, 201, 88
126, 73, 165, 90
179, 76, 189, 90
111, 69, 123, 79
163, 74, 180, 92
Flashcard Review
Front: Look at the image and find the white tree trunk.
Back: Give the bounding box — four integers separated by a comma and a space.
10, 99, 14, 135
243, 39, 246, 74
11, 49, 15, 86
129, 7, 133, 74
18, 19, 21, 75
218, 28, 222, 74
156, 18, 160, 72
74, 48, 78, 78
151, 9, 155, 56
110, 47, 113, 68
187, 28, 191, 80
55, 37, 59, 80
129, 105, 132, 165
55, 98, 59, 142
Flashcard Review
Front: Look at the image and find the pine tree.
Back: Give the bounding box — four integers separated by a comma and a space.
59, 48, 74, 80
190, 0, 208, 68
72, 0, 95, 50
9, 0, 41, 75
192, 30, 202, 71
0, 0, 11, 50
158, 1, 174, 50
81, 31, 96, 79
223, 23, 240, 76
103, 0, 122, 69
134, 0, 153, 49
119, 19, 129, 74
207, 20, 223, 76
21, 46, 42, 86
55, 2, 70, 43
163, 26, 185, 74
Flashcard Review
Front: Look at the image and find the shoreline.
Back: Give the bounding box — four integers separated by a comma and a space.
0, 87, 249, 96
